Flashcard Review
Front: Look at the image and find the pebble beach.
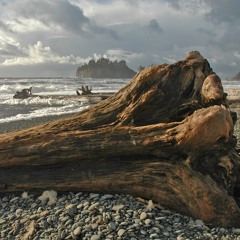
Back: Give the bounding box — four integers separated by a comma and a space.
1, 191, 240, 240
1, 91, 240, 239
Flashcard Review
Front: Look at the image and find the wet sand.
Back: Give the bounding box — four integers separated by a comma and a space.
0, 113, 75, 134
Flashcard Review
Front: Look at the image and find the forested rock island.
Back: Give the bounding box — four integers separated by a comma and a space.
76, 58, 137, 78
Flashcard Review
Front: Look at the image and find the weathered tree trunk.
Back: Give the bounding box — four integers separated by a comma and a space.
1, 51, 240, 227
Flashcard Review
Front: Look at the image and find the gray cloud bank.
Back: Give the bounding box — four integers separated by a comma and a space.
0, 0, 239, 79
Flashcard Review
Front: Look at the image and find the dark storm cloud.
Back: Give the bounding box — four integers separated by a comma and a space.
203, 0, 240, 78
0, 20, 11, 32
0, 62, 78, 77
205, 0, 240, 24
147, 19, 163, 33
4, 0, 119, 38
217, 26, 240, 51
167, 0, 181, 9
197, 28, 216, 38
168, 0, 240, 24
212, 60, 240, 80
0, 43, 26, 57
92, 24, 121, 40
9, 0, 89, 33
167, 0, 206, 14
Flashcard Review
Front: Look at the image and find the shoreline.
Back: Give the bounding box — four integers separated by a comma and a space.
1, 100, 240, 136
0, 87, 239, 135
0, 113, 75, 135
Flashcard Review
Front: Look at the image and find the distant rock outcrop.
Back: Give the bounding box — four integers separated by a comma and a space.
232, 72, 240, 80
76, 58, 137, 78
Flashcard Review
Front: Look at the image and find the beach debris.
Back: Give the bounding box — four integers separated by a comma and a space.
76, 85, 93, 95
13, 87, 33, 99
22, 220, 37, 240
21, 191, 29, 199
38, 190, 57, 205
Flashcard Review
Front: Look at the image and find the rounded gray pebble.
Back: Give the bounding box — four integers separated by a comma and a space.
145, 218, 152, 225
108, 221, 117, 230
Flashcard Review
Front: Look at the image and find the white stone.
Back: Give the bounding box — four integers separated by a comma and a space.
195, 219, 205, 226
188, 219, 195, 226
112, 204, 124, 211
144, 218, 152, 225
73, 227, 81, 236
232, 228, 240, 234
147, 200, 154, 210
140, 229, 147, 235
150, 233, 159, 238
77, 203, 83, 209
219, 228, 226, 234
177, 236, 185, 240
10, 197, 19, 203
90, 193, 100, 199
0, 218, 6, 225
91, 234, 101, 240
66, 204, 75, 210
117, 229, 126, 237
100, 194, 113, 200
88, 202, 99, 211
163, 231, 170, 237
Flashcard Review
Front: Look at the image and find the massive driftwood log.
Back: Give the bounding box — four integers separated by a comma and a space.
1, 51, 240, 227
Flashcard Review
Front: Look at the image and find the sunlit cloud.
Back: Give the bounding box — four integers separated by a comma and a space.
103, 49, 143, 63
233, 51, 240, 60
2, 41, 88, 65
6, 18, 52, 33
1, 41, 142, 68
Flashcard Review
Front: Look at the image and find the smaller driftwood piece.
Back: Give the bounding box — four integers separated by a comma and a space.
76, 85, 93, 95
13, 87, 33, 99
1, 51, 240, 228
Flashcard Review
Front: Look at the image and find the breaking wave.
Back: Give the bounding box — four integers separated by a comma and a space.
0, 77, 130, 122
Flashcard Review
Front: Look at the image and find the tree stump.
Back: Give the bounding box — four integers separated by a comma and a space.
1, 51, 240, 227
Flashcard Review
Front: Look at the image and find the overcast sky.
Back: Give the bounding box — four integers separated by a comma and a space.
0, 0, 239, 78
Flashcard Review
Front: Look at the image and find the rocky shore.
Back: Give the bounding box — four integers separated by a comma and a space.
1, 191, 240, 240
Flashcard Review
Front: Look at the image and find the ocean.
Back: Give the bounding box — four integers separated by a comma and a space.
0, 77, 130, 123
0, 77, 238, 124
